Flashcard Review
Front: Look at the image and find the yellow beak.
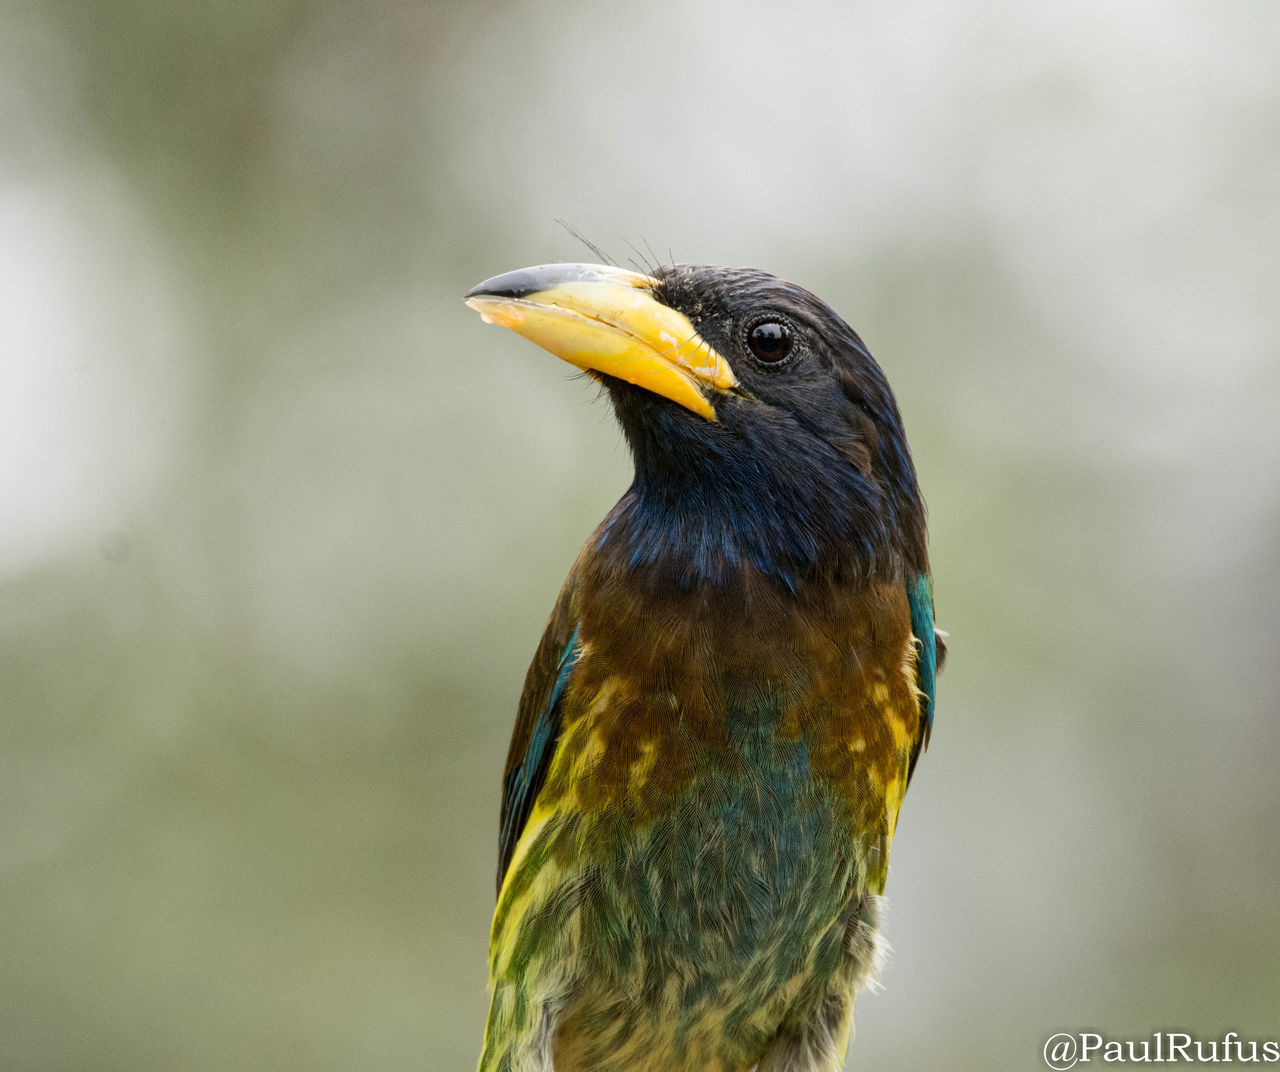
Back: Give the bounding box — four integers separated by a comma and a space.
464, 263, 738, 421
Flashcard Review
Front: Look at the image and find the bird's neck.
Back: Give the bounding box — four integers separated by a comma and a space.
596, 450, 891, 593
596, 383, 915, 589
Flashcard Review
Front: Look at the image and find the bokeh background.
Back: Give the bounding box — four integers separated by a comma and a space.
3, 1, 1278, 1069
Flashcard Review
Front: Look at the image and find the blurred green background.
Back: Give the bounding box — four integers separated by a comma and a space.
3, 2, 1278, 1069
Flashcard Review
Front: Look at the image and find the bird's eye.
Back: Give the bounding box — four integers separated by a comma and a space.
747, 320, 792, 364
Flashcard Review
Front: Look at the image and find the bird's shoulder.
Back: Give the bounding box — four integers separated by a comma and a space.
496, 571, 582, 894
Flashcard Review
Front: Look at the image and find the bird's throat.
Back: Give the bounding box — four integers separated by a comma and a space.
599, 383, 890, 589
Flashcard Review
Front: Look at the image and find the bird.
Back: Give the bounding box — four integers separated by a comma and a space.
464, 260, 943, 1072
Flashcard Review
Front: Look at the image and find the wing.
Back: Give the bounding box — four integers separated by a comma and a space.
906, 571, 945, 783
496, 578, 582, 895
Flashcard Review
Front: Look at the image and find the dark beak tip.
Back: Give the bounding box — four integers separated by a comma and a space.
465, 266, 562, 303
465, 263, 640, 304
464, 277, 515, 301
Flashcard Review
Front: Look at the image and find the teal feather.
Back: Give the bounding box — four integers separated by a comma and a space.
907, 572, 938, 748
497, 625, 581, 885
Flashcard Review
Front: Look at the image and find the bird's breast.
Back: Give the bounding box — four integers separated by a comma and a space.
550, 567, 921, 844
488, 570, 920, 1068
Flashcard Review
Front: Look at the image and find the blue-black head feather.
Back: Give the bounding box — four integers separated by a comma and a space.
597, 264, 928, 588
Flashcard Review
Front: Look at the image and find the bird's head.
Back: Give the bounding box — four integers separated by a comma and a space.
466, 262, 926, 587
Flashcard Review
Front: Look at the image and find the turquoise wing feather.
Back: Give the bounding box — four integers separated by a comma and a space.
906, 572, 943, 781
496, 583, 582, 892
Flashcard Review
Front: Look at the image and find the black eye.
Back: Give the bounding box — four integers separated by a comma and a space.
747, 320, 792, 364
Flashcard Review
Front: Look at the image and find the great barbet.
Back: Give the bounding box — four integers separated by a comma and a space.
465, 262, 944, 1072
